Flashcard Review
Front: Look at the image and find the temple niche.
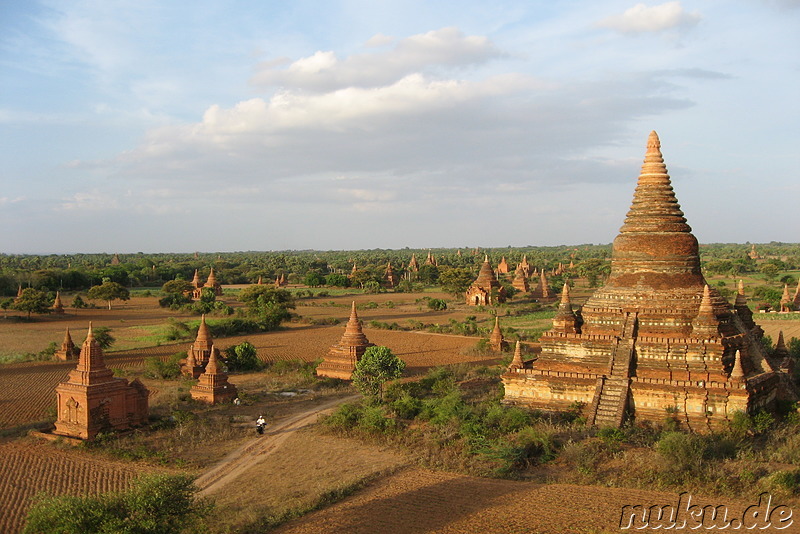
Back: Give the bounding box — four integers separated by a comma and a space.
316, 302, 375, 380
466, 256, 507, 306
54, 324, 149, 440
502, 131, 796, 431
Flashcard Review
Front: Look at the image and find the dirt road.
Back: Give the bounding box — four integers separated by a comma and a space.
196, 394, 359, 497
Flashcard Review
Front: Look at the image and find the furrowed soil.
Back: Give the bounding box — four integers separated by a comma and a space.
0, 439, 176, 534
272, 467, 787, 534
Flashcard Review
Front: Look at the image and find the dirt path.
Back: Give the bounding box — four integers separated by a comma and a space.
195, 394, 359, 496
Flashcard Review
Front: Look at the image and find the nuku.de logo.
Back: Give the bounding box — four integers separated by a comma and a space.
619, 492, 793, 530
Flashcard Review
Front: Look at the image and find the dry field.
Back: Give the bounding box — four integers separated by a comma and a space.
0, 290, 504, 431
272, 467, 798, 534
0, 439, 172, 534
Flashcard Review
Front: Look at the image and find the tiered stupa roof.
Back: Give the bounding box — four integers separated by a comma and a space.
466, 256, 507, 306
489, 317, 508, 351
316, 302, 376, 380
191, 345, 238, 404
502, 131, 794, 431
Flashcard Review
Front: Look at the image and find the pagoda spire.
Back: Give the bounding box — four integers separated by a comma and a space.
780, 284, 792, 312
619, 131, 691, 235
509, 341, 524, 369
552, 282, 579, 334
489, 316, 507, 351
70, 323, 115, 384
729, 349, 746, 382
775, 331, 794, 374
692, 285, 719, 338
52, 291, 65, 314
205, 345, 221, 374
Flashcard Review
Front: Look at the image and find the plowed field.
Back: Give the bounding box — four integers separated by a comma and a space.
273, 468, 790, 534
0, 440, 166, 534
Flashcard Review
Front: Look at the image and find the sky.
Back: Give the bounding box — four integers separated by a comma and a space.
1, 1, 798, 254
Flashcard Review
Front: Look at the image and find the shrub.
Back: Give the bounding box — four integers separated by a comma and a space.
656, 431, 707, 475
23, 473, 211, 534
322, 402, 365, 431
144, 352, 184, 379
224, 341, 261, 372
391, 392, 423, 419
427, 298, 448, 311
358, 404, 396, 433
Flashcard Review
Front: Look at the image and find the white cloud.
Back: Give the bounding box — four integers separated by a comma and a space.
250, 27, 505, 91
597, 2, 701, 34
364, 33, 395, 48
58, 190, 120, 211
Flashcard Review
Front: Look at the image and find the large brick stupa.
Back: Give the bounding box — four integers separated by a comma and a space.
502, 131, 795, 431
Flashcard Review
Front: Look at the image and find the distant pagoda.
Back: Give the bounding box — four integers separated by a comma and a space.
52, 291, 65, 314
384, 262, 399, 288
466, 255, 507, 306
54, 328, 80, 361
489, 317, 508, 352
497, 257, 510, 275
503, 131, 795, 431
316, 302, 375, 380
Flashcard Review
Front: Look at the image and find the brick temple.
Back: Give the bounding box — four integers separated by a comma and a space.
502, 131, 795, 431
466, 255, 507, 306
316, 302, 375, 380
182, 314, 220, 378
53, 324, 149, 440
190, 346, 237, 404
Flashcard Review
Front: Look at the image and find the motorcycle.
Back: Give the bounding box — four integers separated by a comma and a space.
256, 418, 266, 435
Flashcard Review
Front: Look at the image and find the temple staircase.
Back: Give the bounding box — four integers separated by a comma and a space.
589, 312, 637, 428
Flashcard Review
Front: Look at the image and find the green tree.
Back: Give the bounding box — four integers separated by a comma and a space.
87, 281, 130, 310
91, 326, 115, 350
224, 341, 261, 371
417, 264, 439, 284
325, 273, 350, 287
238, 285, 295, 328
303, 271, 325, 287
760, 263, 780, 282
12, 288, 50, 319
162, 279, 193, 295
352, 346, 406, 401
438, 267, 475, 297
24, 473, 211, 534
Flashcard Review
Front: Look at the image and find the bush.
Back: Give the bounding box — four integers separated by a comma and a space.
224, 341, 261, 372
427, 298, 447, 311
323, 402, 365, 431
656, 431, 707, 476
144, 352, 184, 379
24, 473, 211, 534
391, 392, 424, 419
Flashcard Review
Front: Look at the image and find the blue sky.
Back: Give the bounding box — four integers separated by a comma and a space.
1, 1, 798, 254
